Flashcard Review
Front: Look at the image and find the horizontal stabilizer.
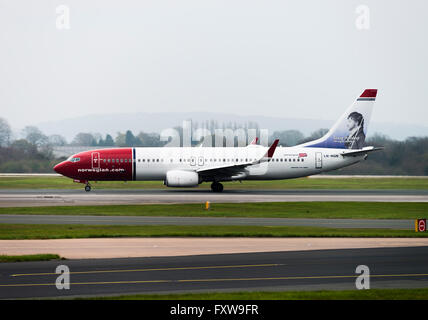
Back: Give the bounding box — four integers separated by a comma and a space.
341, 146, 384, 157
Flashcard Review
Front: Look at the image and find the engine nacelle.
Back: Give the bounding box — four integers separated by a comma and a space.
165, 170, 199, 187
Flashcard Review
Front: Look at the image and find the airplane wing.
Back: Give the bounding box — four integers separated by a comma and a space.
197, 139, 279, 180
341, 146, 384, 157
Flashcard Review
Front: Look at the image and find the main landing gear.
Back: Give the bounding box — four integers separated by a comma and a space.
210, 182, 224, 193
84, 184, 91, 192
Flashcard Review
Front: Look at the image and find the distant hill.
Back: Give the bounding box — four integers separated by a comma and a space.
34, 111, 428, 142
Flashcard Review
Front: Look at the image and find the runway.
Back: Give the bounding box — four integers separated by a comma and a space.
0, 214, 414, 229
1, 246, 428, 299
1, 189, 427, 207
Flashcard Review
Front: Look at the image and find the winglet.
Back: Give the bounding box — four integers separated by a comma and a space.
265, 139, 279, 158
250, 137, 258, 145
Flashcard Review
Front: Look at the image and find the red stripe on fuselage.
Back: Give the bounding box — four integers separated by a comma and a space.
58, 148, 133, 181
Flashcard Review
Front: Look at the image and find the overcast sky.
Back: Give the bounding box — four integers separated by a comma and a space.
1, 0, 427, 131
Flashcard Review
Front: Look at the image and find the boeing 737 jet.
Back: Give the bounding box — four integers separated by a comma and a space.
54, 89, 382, 192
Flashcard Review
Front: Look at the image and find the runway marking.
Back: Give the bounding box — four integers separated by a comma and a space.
177, 273, 428, 282
10, 263, 283, 277
0, 280, 170, 287
2, 273, 428, 288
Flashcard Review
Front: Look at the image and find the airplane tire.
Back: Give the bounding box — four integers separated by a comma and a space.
211, 182, 223, 193
85, 185, 91, 192
217, 183, 224, 192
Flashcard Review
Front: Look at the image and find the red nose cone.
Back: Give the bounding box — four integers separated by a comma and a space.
54, 161, 67, 175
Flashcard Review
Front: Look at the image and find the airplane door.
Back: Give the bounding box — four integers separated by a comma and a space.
198, 156, 204, 166
315, 152, 322, 169
91, 152, 100, 169
190, 156, 196, 166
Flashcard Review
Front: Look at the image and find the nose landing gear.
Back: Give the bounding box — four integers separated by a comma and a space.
74, 179, 92, 192
210, 182, 224, 193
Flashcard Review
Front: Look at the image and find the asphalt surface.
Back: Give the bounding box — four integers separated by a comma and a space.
0, 214, 414, 229
1, 246, 428, 299
1, 189, 428, 207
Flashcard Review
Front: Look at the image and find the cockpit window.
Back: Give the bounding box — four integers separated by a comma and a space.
70, 157, 80, 163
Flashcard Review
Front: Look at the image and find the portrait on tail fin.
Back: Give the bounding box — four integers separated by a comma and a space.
344, 111, 365, 149
298, 89, 376, 150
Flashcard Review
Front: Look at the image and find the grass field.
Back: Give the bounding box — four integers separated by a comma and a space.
0, 224, 426, 239
1, 202, 427, 220
0, 254, 62, 263
1, 176, 428, 189
89, 288, 428, 300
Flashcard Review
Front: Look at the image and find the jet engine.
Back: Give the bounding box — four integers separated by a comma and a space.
165, 170, 199, 187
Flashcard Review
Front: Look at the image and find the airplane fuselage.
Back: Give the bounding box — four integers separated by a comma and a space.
54, 145, 363, 183
53, 89, 379, 191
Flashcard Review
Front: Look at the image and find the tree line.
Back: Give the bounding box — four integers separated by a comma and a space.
0, 117, 427, 175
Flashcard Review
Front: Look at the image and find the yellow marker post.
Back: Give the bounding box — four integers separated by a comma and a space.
205, 201, 210, 210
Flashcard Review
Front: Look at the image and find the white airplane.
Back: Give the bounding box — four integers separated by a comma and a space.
54, 89, 382, 192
